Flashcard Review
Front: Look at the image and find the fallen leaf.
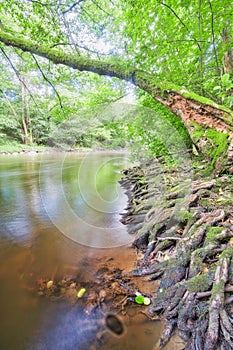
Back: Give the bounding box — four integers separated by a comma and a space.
135, 295, 144, 304
143, 297, 151, 305
47, 280, 53, 289
77, 288, 86, 298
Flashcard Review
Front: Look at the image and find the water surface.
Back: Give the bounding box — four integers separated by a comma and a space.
0, 151, 166, 350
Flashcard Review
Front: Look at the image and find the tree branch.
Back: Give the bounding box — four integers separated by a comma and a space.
208, 0, 221, 74
0, 47, 38, 107
0, 29, 232, 128
91, 0, 115, 18
161, 2, 202, 52
62, 0, 85, 14
0, 30, 134, 81
31, 54, 63, 110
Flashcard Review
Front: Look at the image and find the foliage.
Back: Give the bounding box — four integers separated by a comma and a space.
121, 0, 233, 106
0, 0, 232, 157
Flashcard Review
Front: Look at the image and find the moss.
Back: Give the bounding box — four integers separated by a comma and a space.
205, 128, 229, 164
199, 197, 217, 210
210, 280, 225, 301
190, 122, 230, 169
195, 303, 209, 320
190, 121, 206, 144
220, 246, 233, 259
192, 251, 202, 268
187, 273, 212, 293
176, 210, 193, 223
206, 226, 224, 243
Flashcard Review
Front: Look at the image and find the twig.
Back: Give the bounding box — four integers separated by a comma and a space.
0, 48, 38, 107
31, 53, 63, 111
197, 285, 233, 299
208, 0, 221, 74
62, 0, 85, 14
161, 2, 202, 52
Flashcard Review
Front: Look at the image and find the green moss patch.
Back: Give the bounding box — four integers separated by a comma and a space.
206, 226, 224, 243
190, 122, 229, 169
220, 246, 233, 259
187, 273, 212, 293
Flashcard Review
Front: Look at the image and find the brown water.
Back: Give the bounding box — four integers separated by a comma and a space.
0, 151, 180, 350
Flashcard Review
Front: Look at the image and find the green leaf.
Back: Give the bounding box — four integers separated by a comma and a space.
135, 295, 144, 304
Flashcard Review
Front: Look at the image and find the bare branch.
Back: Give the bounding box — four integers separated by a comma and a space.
62, 0, 85, 14
208, 0, 221, 74
0, 47, 38, 106
92, 0, 115, 18
31, 54, 63, 110
161, 2, 202, 52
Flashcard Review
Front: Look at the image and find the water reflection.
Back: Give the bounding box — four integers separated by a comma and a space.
39, 152, 132, 247
0, 152, 133, 349
0, 152, 164, 350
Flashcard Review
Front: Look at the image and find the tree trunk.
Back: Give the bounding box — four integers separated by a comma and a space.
222, 28, 233, 75
0, 29, 233, 170
21, 75, 28, 144
20, 74, 32, 145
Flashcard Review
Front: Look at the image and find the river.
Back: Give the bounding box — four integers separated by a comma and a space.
0, 151, 165, 350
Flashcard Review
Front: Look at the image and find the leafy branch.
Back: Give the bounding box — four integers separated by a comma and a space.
160, 1, 202, 52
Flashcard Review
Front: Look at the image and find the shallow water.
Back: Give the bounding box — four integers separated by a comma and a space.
0, 151, 169, 350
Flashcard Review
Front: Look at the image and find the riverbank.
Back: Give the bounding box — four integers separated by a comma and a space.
0, 142, 48, 155
119, 156, 233, 350
0, 142, 127, 156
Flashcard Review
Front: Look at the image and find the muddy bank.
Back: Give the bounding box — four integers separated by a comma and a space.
120, 157, 233, 350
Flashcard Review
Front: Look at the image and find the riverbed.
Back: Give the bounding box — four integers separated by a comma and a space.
0, 151, 171, 350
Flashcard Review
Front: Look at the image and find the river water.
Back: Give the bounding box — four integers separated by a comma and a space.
0, 151, 166, 350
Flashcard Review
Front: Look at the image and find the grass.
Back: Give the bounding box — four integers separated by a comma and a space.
0, 141, 48, 153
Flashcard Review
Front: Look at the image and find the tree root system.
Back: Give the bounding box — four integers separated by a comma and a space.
120, 158, 233, 350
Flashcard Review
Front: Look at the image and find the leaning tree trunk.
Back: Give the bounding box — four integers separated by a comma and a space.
0, 29, 233, 171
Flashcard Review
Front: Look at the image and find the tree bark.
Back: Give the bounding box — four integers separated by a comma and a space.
20, 75, 28, 144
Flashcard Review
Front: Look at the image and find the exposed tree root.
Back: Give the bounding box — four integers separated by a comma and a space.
120, 158, 233, 350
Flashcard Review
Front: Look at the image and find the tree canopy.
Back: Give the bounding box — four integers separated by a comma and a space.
0, 0, 233, 166
1, 0, 232, 99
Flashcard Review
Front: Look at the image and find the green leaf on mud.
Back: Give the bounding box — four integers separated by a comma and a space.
135, 295, 144, 304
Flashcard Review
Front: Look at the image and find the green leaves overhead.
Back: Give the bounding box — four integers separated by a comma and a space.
1, 0, 233, 104
121, 0, 233, 99
0, 0, 233, 151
